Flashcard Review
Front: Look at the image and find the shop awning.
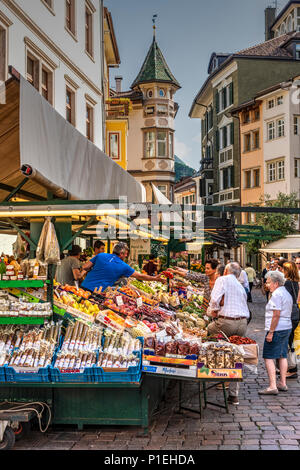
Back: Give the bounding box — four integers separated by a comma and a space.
0, 72, 145, 203
259, 235, 300, 254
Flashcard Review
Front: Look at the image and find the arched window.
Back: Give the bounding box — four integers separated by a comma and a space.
287, 15, 293, 32
280, 22, 286, 35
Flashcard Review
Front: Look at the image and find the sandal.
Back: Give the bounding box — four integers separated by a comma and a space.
277, 384, 288, 392
258, 388, 278, 395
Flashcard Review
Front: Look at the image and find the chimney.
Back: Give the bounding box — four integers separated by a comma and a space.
115, 76, 123, 93
265, 7, 276, 41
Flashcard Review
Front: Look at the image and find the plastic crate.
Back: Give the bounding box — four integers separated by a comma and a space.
5, 365, 50, 383
0, 366, 6, 382
49, 366, 95, 383
93, 364, 141, 383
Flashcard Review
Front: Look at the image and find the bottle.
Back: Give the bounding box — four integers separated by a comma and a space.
33, 260, 40, 279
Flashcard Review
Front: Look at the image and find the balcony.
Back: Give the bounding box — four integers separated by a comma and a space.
106, 98, 132, 120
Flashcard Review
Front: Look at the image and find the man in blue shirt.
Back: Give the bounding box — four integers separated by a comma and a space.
81, 242, 163, 292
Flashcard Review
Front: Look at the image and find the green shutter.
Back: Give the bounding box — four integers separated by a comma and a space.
223, 168, 228, 190
230, 122, 234, 145
223, 127, 227, 148
216, 92, 219, 114
216, 129, 220, 151
230, 166, 235, 188
229, 82, 234, 105
223, 88, 227, 110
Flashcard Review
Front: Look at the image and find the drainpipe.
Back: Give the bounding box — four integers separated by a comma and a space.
100, 0, 106, 151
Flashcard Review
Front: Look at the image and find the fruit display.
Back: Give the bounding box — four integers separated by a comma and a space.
229, 336, 257, 345
129, 279, 155, 296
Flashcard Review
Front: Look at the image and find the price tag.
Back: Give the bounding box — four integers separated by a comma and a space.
136, 297, 143, 307
204, 315, 210, 322
116, 296, 124, 306
175, 296, 180, 306
187, 291, 192, 300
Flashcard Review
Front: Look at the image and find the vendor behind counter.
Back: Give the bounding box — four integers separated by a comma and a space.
81, 242, 164, 293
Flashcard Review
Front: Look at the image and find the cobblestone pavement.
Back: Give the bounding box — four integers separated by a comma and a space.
12, 288, 300, 450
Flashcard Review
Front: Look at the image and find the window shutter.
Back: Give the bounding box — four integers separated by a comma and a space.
216, 129, 220, 151
223, 127, 227, 148
222, 88, 227, 110
230, 122, 234, 145
216, 92, 219, 114
223, 168, 228, 190
229, 82, 234, 105
230, 166, 235, 188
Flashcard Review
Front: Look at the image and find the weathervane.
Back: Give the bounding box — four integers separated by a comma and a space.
152, 14, 158, 38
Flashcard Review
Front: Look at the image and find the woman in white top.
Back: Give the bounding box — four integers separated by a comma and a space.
259, 271, 293, 395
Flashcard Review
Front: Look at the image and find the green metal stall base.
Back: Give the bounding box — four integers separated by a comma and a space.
0, 375, 168, 433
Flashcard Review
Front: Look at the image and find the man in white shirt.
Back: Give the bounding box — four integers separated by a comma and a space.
207, 262, 250, 405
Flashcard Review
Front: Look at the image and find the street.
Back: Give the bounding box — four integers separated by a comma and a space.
11, 288, 300, 451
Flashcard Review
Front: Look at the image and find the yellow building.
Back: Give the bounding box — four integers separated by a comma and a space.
103, 8, 129, 170
232, 100, 264, 225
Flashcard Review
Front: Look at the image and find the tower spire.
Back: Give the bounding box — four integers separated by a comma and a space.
152, 14, 157, 39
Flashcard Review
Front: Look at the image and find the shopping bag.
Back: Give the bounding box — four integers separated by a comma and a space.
36, 217, 50, 261
44, 219, 60, 265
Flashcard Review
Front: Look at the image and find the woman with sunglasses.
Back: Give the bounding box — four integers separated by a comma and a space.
283, 261, 300, 379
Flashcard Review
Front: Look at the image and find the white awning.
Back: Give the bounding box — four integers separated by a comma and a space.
151, 183, 182, 223
259, 235, 300, 254
19, 77, 145, 203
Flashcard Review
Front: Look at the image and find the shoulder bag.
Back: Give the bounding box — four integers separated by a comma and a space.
290, 282, 300, 323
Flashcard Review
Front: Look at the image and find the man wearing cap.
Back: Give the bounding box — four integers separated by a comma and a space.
81, 242, 163, 293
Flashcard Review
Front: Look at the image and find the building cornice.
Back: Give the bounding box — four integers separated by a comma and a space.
2, 0, 102, 96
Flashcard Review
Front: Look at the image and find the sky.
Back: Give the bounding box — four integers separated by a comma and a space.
104, 0, 284, 169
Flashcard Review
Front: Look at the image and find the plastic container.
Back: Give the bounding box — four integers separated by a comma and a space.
5, 365, 50, 383
49, 366, 95, 383
94, 350, 142, 383
0, 366, 6, 382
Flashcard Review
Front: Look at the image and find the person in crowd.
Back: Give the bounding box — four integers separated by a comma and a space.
167, 258, 219, 299
55, 245, 86, 286
238, 264, 250, 296
215, 264, 225, 278
207, 262, 250, 405
277, 258, 288, 274
283, 262, 300, 379
81, 242, 164, 293
245, 262, 256, 302
295, 257, 300, 278
258, 271, 293, 395
143, 254, 158, 276
94, 240, 105, 256
262, 262, 271, 301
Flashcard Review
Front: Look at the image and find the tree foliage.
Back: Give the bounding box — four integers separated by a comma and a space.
245, 192, 298, 256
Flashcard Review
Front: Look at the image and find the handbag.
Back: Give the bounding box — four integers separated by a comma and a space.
290, 282, 300, 323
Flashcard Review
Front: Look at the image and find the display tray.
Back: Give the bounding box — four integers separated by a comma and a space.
197, 362, 243, 379
54, 301, 95, 324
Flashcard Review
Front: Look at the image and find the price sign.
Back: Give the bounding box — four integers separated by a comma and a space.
136, 297, 143, 307
116, 296, 124, 306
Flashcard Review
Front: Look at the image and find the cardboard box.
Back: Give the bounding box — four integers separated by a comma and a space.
142, 364, 197, 378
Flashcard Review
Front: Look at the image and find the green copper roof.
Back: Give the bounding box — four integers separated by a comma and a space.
131, 37, 180, 89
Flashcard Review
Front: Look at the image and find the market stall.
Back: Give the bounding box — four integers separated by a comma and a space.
0, 201, 259, 449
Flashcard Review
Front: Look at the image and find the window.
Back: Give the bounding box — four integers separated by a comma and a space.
108, 132, 120, 160
267, 160, 285, 182
85, 2, 93, 57
253, 130, 260, 149
253, 168, 260, 187
66, 0, 76, 36
159, 89, 165, 98
242, 111, 250, 124
66, 86, 75, 125
267, 121, 275, 140
145, 131, 155, 158
86, 103, 94, 142
267, 162, 276, 182
147, 89, 153, 98
157, 104, 168, 116
295, 158, 300, 177
277, 119, 285, 137
145, 105, 155, 115
216, 82, 233, 113
25, 46, 55, 104
277, 95, 283, 105
157, 185, 167, 197
294, 116, 300, 134
253, 108, 260, 121
169, 133, 174, 159
220, 166, 234, 190
296, 44, 300, 60
278, 160, 285, 180
244, 133, 251, 152
157, 131, 167, 157
26, 55, 39, 90
267, 99, 275, 109
245, 170, 251, 188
